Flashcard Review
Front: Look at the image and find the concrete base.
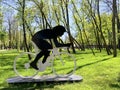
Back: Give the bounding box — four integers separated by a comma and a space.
7, 75, 83, 84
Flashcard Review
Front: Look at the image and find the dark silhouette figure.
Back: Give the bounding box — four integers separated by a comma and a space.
30, 25, 71, 70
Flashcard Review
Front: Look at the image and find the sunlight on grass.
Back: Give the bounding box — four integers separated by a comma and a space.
0, 49, 120, 90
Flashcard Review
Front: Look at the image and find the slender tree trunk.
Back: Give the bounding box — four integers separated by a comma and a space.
22, 0, 31, 59
25, 20, 33, 37
112, 0, 117, 57
33, 0, 51, 28
96, 0, 102, 51
115, 0, 120, 50
82, 22, 95, 55
65, 0, 76, 53
72, 1, 85, 50
87, 0, 112, 55
8, 19, 12, 49
92, 21, 101, 51
73, 14, 85, 50
52, 0, 60, 25
60, 0, 67, 25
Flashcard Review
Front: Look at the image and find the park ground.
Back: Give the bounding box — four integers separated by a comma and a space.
0, 49, 120, 90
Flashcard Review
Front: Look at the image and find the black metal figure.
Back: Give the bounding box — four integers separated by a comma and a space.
30, 25, 71, 70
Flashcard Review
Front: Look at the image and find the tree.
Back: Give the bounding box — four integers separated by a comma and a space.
60, 0, 76, 53
84, 0, 112, 55
112, 0, 117, 57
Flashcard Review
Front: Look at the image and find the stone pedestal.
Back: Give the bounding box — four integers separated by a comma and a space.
7, 75, 83, 84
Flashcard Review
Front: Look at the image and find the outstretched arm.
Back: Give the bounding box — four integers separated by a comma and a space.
53, 38, 71, 47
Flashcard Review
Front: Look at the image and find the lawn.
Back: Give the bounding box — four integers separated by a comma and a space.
0, 49, 120, 90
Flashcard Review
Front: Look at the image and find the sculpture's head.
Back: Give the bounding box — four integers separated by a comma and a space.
52, 25, 66, 37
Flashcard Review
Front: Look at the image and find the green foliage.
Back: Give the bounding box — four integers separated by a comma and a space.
74, 11, 113, 45
0, 30, 7, 43
0, 50, 120, 90
0, 0, 120, 55
117, 33, 120, 39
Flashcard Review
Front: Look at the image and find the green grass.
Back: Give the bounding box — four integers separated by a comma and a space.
0, 49, 120, 90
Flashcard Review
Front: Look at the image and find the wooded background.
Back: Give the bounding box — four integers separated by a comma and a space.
0, 0, 120, 57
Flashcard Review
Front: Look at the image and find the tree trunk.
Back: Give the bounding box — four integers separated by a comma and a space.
112, 0, 117, 57
65, 0, 76, 53
87, 0, 112, 55
22, 0, 31, 59
116, 0, 120, 50
72, 1, 85, 50
8, 19, 12, 49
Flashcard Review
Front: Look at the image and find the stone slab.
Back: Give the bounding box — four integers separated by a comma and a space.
7, 75, 83, 84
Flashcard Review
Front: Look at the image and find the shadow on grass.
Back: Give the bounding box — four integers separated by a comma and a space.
109, 83, 120, 89
1, 81, 77, 90
74, 50, 102, 55
67, 57, 112, 74
109, 73, 120, 89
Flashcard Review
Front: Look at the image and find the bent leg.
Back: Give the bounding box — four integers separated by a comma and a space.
30, 51, 44, 70
31, 38, 52, 69
42, 50, 50, 63
35, 39, 52, 64
33, 51, 44, 63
